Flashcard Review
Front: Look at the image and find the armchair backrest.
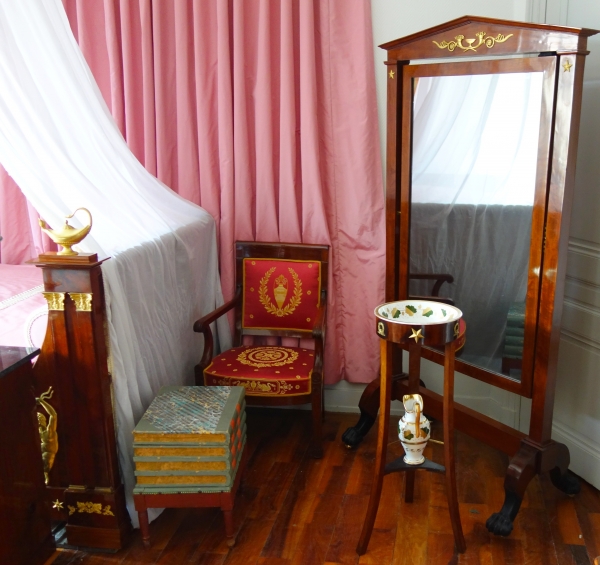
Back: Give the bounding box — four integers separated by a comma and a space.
235, 242, 329, 340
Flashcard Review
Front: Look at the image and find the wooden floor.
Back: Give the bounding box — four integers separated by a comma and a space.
46, 408, 600, 565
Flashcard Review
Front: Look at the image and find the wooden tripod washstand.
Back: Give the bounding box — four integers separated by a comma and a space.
357, 300, 466, 555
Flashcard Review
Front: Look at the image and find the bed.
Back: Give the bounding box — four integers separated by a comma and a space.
0, 218, 225, 551
1, 254, 132, 550
0, 264, 47, 348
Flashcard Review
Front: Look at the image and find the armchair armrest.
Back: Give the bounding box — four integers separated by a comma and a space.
409, 273, 454, 297
311, 296, 327, 373
311, 303, 327, 340
193, 292, 241, 377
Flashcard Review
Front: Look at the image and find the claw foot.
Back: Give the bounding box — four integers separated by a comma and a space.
341, 412, 375, 449
486, 512, 514, 537
550, 469, 580, 495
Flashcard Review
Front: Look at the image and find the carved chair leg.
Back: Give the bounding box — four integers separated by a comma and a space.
310, 375, 324, 459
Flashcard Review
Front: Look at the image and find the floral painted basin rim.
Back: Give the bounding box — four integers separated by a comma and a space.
374, 300, 462, 326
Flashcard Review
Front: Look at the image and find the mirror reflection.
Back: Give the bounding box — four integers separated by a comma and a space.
409, 72, 544, 379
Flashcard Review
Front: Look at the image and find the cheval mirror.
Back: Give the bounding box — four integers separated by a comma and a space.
343, 16, 598, 535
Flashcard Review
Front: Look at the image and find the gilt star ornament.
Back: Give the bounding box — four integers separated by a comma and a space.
389, 69, 395, 79
409, 328, 423, 343
52, 500, 64, 510
563, 60, 573, 72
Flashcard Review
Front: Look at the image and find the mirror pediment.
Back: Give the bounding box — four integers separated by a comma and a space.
381, 16, 596, 62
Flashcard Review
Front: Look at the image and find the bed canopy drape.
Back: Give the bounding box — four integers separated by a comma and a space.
0, 0, 229, 524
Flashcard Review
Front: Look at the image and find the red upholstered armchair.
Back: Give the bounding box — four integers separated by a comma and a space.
193, 242, 329, 458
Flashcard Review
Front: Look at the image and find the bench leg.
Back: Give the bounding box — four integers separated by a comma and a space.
138, 509, 151, 548
223, 508, 235, 547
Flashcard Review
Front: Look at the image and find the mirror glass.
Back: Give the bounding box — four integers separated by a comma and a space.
409, 72, 544, 380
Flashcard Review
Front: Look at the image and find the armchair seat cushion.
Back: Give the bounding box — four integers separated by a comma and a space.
204, 345, 314, 397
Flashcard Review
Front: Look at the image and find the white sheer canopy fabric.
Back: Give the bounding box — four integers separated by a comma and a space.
410, 72, 543, 373
0, 0, 229, 525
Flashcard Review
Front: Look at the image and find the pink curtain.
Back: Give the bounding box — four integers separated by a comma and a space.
0, 165, 56, 263
3, 0, 385, 384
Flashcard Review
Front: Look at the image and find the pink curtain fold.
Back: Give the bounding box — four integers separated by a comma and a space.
0, 165, 35, 264
1, 0, 385, 384
0, 164, 56, 263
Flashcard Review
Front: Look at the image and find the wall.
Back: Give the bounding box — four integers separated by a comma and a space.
547, 0, 600, 490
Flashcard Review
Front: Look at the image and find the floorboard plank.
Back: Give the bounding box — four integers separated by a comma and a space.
489, 536, 524, 565
155, 509, 215, 564
358, 528, 396, 565
289, 523, 335, 565
190, 553, 227, 565
221, 517, 276, 565
556, 498, 586, 546
323, 494, 366, 565
391, 498, 429, 565
516, 507, 559, 564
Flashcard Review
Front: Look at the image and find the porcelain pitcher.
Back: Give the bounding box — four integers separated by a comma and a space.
398, 394, 430, 465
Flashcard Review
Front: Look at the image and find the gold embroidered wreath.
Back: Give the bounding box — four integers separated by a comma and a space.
237, 347, 299, 368
259, 267, 302, 317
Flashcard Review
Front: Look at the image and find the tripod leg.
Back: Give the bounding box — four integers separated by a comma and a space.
404, 342, 421, 503
357, 339, 392, 555
444, 340, 465, 553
